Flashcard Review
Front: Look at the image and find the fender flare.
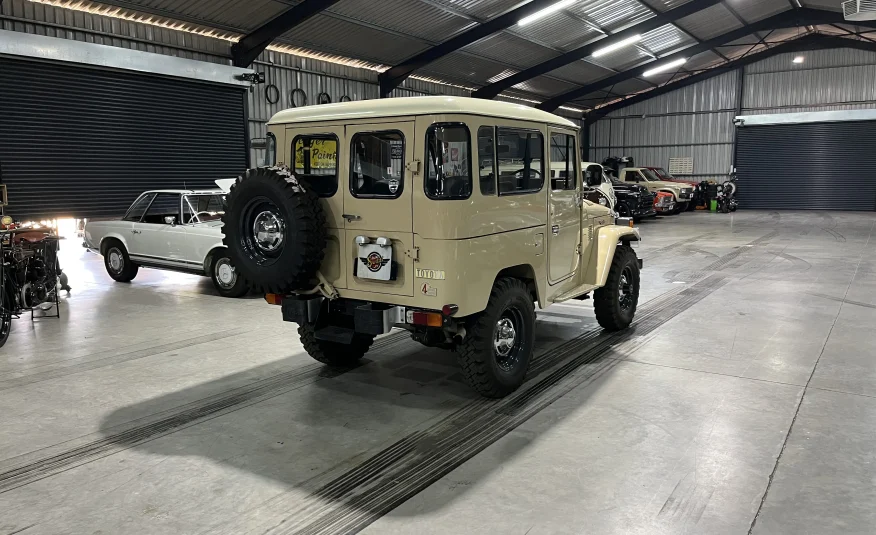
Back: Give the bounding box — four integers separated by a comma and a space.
99, 233, 130, 255
594, 226, 641, 287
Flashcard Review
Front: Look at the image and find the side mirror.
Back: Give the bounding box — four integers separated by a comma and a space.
164, 216, 177, 226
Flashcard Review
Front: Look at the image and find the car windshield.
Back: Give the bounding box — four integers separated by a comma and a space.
183, 194, 226, 223
652, 167, 674, 180
640, 169, 662, 182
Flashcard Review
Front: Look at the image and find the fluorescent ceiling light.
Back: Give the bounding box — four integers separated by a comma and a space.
643, 57, 687, 77
592, 35, 642, 58
792, 56, 805, 64
518, 0, 577, 26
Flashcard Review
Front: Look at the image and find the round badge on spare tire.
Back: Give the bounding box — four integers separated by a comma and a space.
221, 167, 327, 294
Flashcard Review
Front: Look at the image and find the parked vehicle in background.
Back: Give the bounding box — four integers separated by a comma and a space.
83, 188, 249, 298
619, 168, 693, 214
222, 97, 644, 398
717, 175, 738, 213
653, 191, 676, 214
608, 175, 656, 220
646, 167, 702, 210
581, 162, 616, 209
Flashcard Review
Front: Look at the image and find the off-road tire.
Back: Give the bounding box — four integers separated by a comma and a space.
209, 250, 249, 298
221, 167, 327, 294
102, 240, 139, 282
616, 201, 632, 218
298, 323, 375, 367
456, 278, 535, 398
594, 245, 640, 332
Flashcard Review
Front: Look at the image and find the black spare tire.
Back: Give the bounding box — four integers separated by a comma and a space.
222, 167, 326, 294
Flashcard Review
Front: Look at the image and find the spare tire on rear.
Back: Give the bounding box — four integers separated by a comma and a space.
221, 167, 326, 294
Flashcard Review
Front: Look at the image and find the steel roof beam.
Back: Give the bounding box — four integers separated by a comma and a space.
231, 0, 341, 68
471, 0, 723, 100
537, 8, 871, 112
377, 0, 559, 97
583, 34, 876, 122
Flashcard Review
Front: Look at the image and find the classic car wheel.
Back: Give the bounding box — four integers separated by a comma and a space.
103, 240, 139, 282
298, 322, 374, 366
457, 277, 535, 398
0, 287, 11, 349
221, 167, 326, 294
616, 201, 632, 218
594, 245, 639, 332
210, 252, 249, 298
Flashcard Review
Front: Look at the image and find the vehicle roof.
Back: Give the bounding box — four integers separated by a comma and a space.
141, 189, 223, 195
268, 96, 578, 128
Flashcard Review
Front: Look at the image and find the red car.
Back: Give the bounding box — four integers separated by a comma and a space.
646, 167, 701, 210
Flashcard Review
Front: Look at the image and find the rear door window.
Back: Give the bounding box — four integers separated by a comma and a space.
350, 131, 404, 199
293, 134, 339, 197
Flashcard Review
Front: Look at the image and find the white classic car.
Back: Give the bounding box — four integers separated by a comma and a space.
83, 186, 248, 297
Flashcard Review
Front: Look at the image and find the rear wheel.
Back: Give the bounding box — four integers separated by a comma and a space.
103, 240, 138, 282
456, 278, 535, 398
594, 245, 640, 332
298, 323, 374, 367
210, 251, 249, 298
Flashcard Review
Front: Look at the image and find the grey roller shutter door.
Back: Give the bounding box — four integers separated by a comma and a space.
0, 56, 248, 220
736, 120, 876, 211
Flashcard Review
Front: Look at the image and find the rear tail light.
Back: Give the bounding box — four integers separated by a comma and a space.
408, 310, 443, 327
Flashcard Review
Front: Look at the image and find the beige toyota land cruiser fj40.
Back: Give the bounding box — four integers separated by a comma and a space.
223, 97, 643, 398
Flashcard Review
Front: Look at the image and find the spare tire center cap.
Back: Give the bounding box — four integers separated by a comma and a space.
253, 211, 285, 252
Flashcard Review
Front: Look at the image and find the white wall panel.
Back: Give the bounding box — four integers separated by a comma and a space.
605, 71, 738, 117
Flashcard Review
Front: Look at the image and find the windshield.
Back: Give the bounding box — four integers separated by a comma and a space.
651, 167, 674, 180
183, 194, 226, 223
640, 169, 662, 182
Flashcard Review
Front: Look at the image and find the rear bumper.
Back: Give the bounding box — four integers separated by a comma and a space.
282, 295, 405, 336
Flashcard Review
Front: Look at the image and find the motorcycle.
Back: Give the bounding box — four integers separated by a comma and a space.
717, 175, 738, 214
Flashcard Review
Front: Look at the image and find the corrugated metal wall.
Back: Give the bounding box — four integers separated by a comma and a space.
589, 47, 876, 181
0, 0, 471, 166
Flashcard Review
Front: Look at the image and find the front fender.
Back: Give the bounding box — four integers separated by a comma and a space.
593, 226, 641, 287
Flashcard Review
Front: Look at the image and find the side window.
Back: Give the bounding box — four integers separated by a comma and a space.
550, 133, 576, 191
477, 126, 496, 195
425, 123, 472, 200
123, 193, 155, 222
141, 193, 180, 224
293, 135, 339, 197
350, 131, 404, 199
497, 128, 544, 196
265, 132, 277, 166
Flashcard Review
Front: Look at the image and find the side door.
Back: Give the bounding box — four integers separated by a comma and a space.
343, 122, 416, 296
547, 129, 582, 284
130, 192, 187, 264
113, 192, 154, 250
286, 126, 347, 288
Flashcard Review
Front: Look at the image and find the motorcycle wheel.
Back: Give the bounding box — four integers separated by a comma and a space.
0, 287, 11, 348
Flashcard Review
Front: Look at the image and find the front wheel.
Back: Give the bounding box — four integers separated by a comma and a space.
298, 323, 374, 367
594, 245, 640, 332
210, 252, 249, 298
456, 278, 535, 398
103, 241, 139, 282
616, 201, 632, 218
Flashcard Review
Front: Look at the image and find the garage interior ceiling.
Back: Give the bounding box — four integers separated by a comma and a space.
20, 0, 876, 116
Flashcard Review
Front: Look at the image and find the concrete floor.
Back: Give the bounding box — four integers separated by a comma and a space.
1, 210, 874, 535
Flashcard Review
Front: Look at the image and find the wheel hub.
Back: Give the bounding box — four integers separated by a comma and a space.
216, 260, 236, 288
494, 317, 517, 357
108, 249, 123, 272
253, 210, 284, 252
619, 267, 634, 310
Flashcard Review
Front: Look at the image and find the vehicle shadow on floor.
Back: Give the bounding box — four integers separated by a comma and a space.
97, 314, 623, 523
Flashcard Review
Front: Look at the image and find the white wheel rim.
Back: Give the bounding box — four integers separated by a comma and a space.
216, 260, 237, 288
108, 249, 123, 272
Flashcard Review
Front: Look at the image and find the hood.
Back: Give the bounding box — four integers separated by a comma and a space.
649, 180, 685, 191
191, 220, 224, 230
612, 182, 648, 194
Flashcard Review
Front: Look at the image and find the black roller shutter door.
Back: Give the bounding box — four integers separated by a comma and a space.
736, 120, 876, 211
0, 56, 248, 220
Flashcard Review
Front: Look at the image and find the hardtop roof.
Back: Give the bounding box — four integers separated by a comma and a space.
268, 96, 578, 129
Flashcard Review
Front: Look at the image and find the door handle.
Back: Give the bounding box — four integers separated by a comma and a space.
551, 225, 560, 236
342, 214, 361, 222
132, 230, 141, 234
